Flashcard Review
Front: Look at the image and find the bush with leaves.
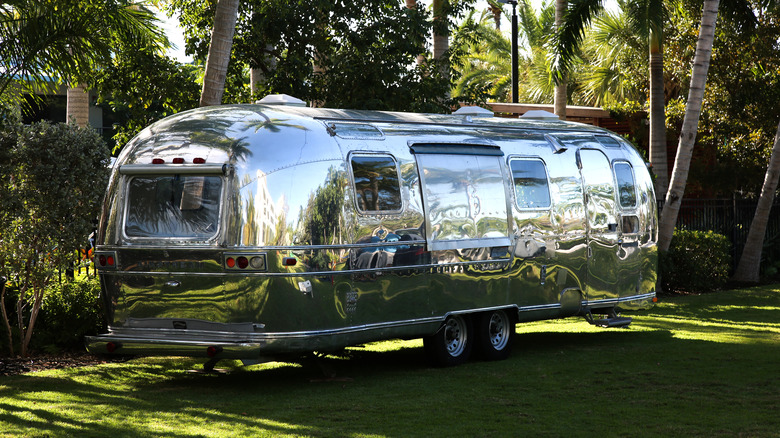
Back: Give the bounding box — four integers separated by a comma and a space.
30, 276, 105, 353
660, 229, 731, 294
0, 120, 110, 357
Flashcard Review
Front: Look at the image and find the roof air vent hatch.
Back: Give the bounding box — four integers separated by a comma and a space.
521, 110, 560, 120
453, 106, 494, 118
256, 94, 307, 107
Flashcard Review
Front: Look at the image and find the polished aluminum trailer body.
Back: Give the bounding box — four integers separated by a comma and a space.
86, 101, 657, 363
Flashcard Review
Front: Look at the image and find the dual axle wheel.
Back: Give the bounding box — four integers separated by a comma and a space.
423, 309, 515, 367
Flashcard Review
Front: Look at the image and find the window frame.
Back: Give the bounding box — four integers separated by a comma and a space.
613, 161, 638, 210
121, 173, 225, 242
348, 152, 404, 215
508, 156, 553, 211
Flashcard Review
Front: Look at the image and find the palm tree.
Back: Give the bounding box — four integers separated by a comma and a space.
200, 0, 240, 106
578, 9, 646, 106
452, 12, 513, 101
0, 0, 163, 98
551, 0, 669, 194
657, 0, 720, 251
732, 121, 780, 283
554, 0, 568, 119
0, 0, 164, 108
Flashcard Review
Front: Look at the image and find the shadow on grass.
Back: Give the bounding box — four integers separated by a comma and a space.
2, 287, 779, 437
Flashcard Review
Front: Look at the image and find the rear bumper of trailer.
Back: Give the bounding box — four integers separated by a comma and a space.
86, 318, 443, 359
85, 332, 268, 360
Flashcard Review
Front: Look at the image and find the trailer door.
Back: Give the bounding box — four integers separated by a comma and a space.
411, 144, 513, 252
577, 149, 620, 304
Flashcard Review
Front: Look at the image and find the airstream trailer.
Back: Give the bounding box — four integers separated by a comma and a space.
86, 95, 657, 369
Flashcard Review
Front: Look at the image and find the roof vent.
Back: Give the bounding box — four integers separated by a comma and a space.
521, 110, 560, 120
257, 94, 307, 107
453, 106, 494, 118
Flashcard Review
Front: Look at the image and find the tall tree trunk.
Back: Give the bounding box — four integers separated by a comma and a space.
432, 0, 449, 60
66, 84, 89, 127
732, 121, 780, 283
406, 0, 427, 65
657, 0, 720, 251
554, 0, 567, 119
250, 45, 276, 96
200, 0, 240, 107
648, 30, 669, 197
432, 0, 450, 98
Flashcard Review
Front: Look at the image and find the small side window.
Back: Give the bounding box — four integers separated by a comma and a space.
614, 162, 637, 208
350, 154, 402, 213
510, 158, 551, 209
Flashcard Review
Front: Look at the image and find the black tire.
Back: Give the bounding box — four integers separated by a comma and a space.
475, 309, 515, 361
423, 314, 473, 367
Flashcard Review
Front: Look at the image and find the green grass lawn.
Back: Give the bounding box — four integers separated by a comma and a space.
1, 285, 778, 437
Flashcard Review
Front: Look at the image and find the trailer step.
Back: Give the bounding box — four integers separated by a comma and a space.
592, 316, 633, 328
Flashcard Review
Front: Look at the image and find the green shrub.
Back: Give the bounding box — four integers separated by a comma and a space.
31, 276, 106, 353
660, 229, 731, 294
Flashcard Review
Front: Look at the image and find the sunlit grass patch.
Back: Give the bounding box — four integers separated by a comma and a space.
1, 285, 778, 437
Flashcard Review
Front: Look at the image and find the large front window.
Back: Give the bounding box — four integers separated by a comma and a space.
125, 175, 223, 239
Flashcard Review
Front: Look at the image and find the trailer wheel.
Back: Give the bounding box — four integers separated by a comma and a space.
475, 309, 515, 361
423, 314, 473, 367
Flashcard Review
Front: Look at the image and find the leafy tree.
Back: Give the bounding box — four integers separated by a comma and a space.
0, 0, 164, 107
658, 0, 758, 251
166, 0, 459, 111
92, 46, 200, 153
552, 0, 670, 196
0, 121, 110, 357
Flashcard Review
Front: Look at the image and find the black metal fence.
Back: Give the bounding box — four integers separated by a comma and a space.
660, 198, 780, 270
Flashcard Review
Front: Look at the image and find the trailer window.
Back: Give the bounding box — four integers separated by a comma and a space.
350, 155, 402, 213
125, 175, 222, 239
510, 159, 551, 209
614, 162, 637, 208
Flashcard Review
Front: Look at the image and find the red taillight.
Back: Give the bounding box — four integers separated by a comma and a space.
224, 253, 267, 271
206, 346, 223, 358
152, 158, 165, 164
172, 157, 185, 164
95, 252, 117, 269
97, 254, 115, 267
106, 342, 121, 353
282, 257, 297, 266
193, 157, 206, 164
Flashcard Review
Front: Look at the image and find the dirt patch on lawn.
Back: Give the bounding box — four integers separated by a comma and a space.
0, 352, 130, 376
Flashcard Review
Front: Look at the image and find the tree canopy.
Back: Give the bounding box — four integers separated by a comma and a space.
165, 0, 466, 112
0, 0, 165, 105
